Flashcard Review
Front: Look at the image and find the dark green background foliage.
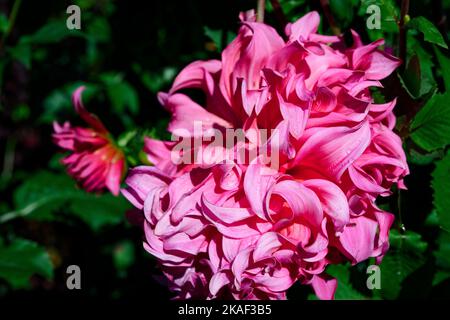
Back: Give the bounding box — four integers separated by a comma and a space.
0, 0, 449, 301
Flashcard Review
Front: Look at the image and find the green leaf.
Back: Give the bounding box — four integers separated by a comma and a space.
434, 231, 450, 270
399, 55, 421, 98
86, 17, 111, 43
407, 148, 443, 166
10, 171, 81, 221
0, 13, 9, 35
69, 193, 130, 232
111, 240, 135, 277
133, 64, 176, 93
100, 73, 139, 115
434, 46, 450, 92
358, 0, 399, 41
379, 230, 428, 299
267, 0, 306, 13
0, 238, 53, 289
411, 92, 450, 152
330, 0, 359, 28
433, 271, 450, 286
11, 104, 30, 122
408, 17, 448, 49
326, 264, 366, 300
40, 83, 99, 124
110, 82, 139, 115
432, 151, 450, 232
21, 20, 83, 45
404, 35, 437, 98
8, 43, 31, 69
433, 231, 450, 286
204, 26, 222, 52
0, 171, 130, 231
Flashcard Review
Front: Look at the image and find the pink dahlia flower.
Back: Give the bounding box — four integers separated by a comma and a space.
123, 11, 408, 299
53, 86, 125, 195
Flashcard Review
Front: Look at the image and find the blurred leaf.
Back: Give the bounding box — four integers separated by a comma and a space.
306, 293, 319, 300
411, 92, 450, 152
100, 73, 139, 115
11, 104, 30, 122
69, 193, 130, 232
134, 64, 177, 93
330, 0, 359, 28
0, 238, 53, 289
148, 118, 171, 141
41, 89, 72, 123
1, 171, 129, 230
424, 210, 439, 227
408, 17, 448, 49
433, 271, 450, 286
204, 26, 222, 51
407, 148, 443, 166
40, 83, 99, 124
326, 264, 366, 300
8, 43, 31, 69
432, 151, 450, 232
86, 17, 111, 43
112, 240, 135, 276
0, 13, 9, 35
21, 20, 83, 45
379, 230, 428, 299
267, 0, 306, 20
358, 0, 399, 41
10, 171, 81, 221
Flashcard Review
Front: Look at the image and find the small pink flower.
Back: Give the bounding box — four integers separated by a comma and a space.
53, 86, 125, 195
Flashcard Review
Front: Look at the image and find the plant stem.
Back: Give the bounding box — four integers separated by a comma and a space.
320, 0, 341, 35
257, 0, 265, 22
0, 0, 22, 52
398, 0, 410, 70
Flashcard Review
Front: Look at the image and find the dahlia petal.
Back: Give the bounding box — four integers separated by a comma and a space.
209, 272, 231, 296
163, 233, 206, 256
231, 248, 252, 288
278, 92, 308, 139
122, 166, 171, 209
143, 137, 177, 174
311, 275, 337, 300
285, 11, 320, 42
270, 180, 323, 228
294, 121, 371, 181
162, 93, 232, 137
201, 195, 254, 224
169, 60, 221, 94
339, 216, 378, 263
105, 158, 124, 196
303, 179, 349, 231
243, 163, 277, 220
253, 232, 283, 262
221, 21, 284, 100
72, 86, 108, 133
